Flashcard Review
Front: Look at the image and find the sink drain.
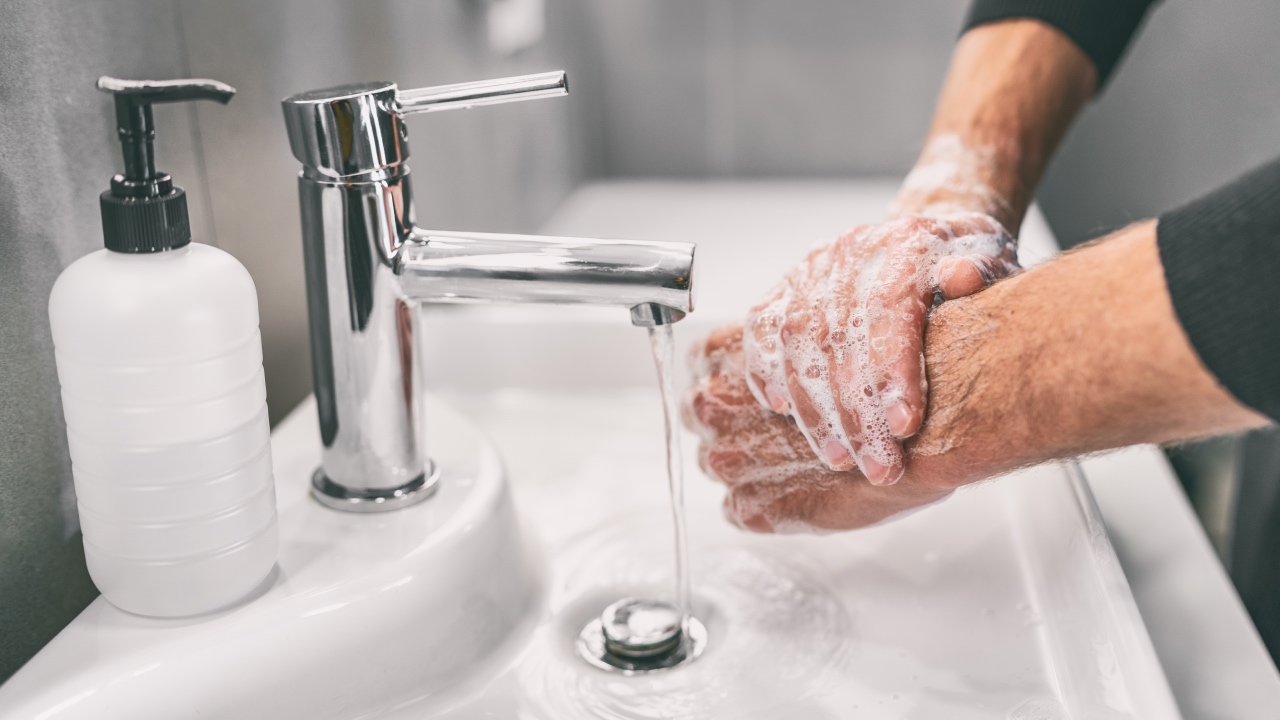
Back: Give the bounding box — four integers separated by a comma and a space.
577, 597, 707, 674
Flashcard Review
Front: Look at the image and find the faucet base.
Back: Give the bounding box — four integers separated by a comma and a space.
310, 462, 440, 513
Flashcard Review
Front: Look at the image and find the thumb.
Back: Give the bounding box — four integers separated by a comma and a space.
937, 254, 1019, 299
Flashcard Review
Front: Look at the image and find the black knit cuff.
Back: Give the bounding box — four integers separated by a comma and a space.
964, 0, 1159, 91
1158, 157, 1280, 422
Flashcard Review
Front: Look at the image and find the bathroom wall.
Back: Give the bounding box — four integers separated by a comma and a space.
1037, 1, 1280, 247
568, 0, 971, 178
0, 0, 584, 682
568, 0, 1280, 244
0, 0, 203, 683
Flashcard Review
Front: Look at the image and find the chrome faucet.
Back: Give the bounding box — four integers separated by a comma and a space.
281, 72, 695, 512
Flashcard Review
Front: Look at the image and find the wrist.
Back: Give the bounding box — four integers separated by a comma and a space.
889, 135, 1024, 232
903, 221, 1269, 493
905, 286, 1038, 489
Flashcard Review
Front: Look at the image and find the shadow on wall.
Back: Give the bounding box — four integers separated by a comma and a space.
0, 0, 196, 683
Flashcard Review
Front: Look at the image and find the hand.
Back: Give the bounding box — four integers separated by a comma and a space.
684, 323, 955, 533
688, 223, 1270, 534
745, 13, 1104, 485
743, 212, 1016, 485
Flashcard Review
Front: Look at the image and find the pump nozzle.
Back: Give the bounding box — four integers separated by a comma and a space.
95, 77, 235, 253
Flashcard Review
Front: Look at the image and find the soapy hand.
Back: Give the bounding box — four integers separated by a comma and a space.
743, 211, 1016, 485
685, 324, 956, 533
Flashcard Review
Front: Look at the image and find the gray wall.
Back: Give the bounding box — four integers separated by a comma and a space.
1038, 1, 1280, 246
572, 0, 969, 178
573, 0, 1280, 242
0, 0, 583, 681
0, 0, 204, 683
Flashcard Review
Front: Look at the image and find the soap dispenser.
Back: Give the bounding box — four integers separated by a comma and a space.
48, 77, 278, 617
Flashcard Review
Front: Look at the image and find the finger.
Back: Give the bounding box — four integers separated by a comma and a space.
745, 240, 839, 417
936, 253, 1016, 299
726, 473, 951, 533
744, 305, 789, 414
783, 354, 857, 472
684, 324, 754, 436
685, 381, 724, 435
688, 321, 745, 382
936, 255, 989, 299
743, 256, 808, 415
681, 385, 712, 437
724, 477, 840, 534
862, 258, 927, 461
703, 320, 747, 359
703, 442, 754, 487
773, 248, 859, 471
697, 442, 717, 481
724, 492, 774, 533
815, 238, 874, 460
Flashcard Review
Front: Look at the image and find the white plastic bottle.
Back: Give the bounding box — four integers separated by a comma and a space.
47, 77, 277, 617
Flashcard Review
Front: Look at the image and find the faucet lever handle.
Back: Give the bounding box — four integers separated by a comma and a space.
395, 71, 567, 115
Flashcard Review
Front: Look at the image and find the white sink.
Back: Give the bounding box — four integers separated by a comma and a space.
0, 398, 540, 718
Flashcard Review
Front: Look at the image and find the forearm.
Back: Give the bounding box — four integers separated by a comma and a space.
910, 221, 1272, 486
893, 20, 1096, 232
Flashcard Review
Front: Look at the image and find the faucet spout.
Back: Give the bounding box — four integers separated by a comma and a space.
397, 230, 694, 316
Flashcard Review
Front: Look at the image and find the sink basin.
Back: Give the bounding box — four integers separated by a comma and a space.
0, 398, 540, 719
423, 389, 1181, 719
0, 391, 1180, 719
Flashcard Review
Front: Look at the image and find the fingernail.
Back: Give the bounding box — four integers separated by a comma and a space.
767, 388, 790, 414
824, 439, 852, 468
885, 401, 915, 437
743, 514, 775, 534
860, 453, 902, 486
723, 502, 747, 529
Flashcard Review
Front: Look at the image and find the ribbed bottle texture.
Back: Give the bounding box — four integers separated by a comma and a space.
49, 244, 278, 617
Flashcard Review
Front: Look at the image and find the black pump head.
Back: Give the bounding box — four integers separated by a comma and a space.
96, 76, 235, 253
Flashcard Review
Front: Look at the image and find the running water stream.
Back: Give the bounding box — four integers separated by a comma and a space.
648, 324, 692, 622
574, 321, 707, 674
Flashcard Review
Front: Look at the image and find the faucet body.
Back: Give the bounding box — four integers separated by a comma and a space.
283, 74, 694, 511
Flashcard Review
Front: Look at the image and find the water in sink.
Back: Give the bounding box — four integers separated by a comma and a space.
528, 513, 854, 719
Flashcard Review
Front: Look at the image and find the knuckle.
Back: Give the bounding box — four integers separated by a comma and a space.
706, 445, 748, 482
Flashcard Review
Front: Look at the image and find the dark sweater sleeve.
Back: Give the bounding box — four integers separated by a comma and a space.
1158, 158, 1280, 422
964, 0, 1160, 90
